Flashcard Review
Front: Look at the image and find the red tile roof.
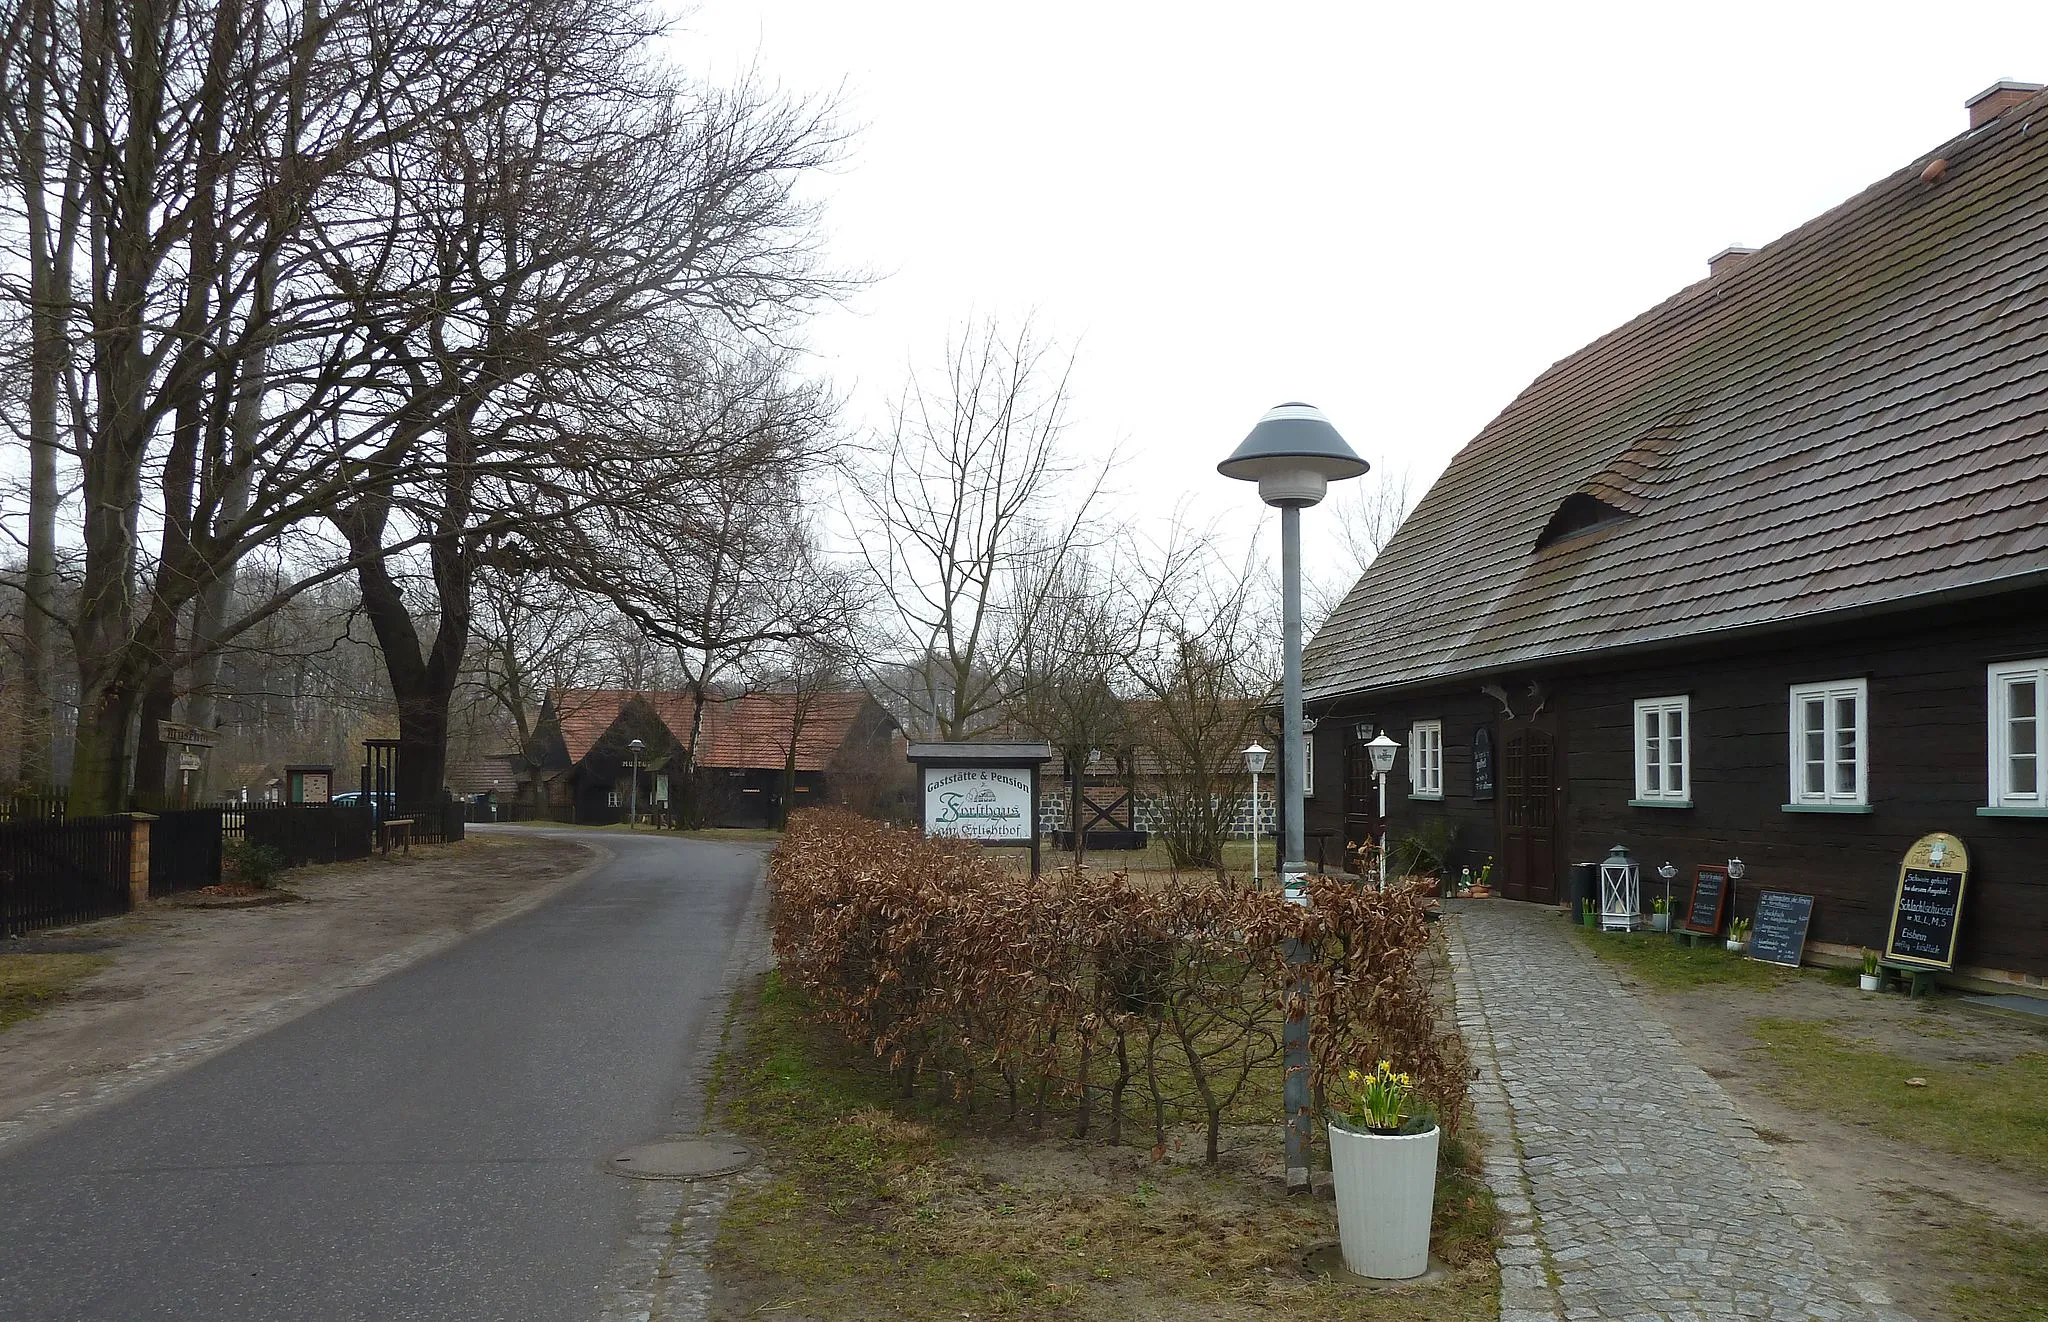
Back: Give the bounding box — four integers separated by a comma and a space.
695, 691, 876, 772
545, 688, 879, 772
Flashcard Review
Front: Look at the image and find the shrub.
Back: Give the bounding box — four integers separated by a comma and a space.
223, 839, 288, 889
769, 808, 1468, 1163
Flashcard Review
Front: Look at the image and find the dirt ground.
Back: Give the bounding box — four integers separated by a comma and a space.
1610, 956, 2048, 1321
0, 830, 595, 1152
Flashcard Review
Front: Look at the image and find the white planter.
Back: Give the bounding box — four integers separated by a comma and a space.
1860, 972, 1882, 992
1650, 913, 1669, 932
1726, 939, 1744, 952
1327, 1121, 1439, 1279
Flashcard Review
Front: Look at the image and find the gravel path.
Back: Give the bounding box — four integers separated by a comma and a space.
1447, 901, 1914, 1322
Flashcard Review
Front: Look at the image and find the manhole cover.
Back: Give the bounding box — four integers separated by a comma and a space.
604, 1137, 756, 1181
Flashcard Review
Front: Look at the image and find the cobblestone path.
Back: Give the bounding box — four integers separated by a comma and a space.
1448, 902, 1913, 1322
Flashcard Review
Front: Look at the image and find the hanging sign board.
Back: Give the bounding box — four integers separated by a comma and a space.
922, 767, 1035, 842
1471, 728, 1495, 801
1682, 865, 1729, 935
1885, 833, 1969, 971
1746, 890, 1814, 968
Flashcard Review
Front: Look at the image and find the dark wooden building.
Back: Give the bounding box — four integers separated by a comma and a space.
522, 688, 901, 827
1301, 81, 2048, 992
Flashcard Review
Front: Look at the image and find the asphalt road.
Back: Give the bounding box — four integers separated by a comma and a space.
0, 829, 762, 1322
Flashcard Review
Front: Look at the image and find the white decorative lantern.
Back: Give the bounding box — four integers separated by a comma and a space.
1599, 844, 1640, 932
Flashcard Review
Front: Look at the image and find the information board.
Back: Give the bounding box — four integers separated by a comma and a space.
1746, 890, 1813, 968
1471, 728, 1495, 801
922, 766, 1036, 843
1885, 833, 1970, 970
1682, 865, 1729, 935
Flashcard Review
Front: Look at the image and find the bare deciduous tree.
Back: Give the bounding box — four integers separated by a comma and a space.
846, 318, 1113, 740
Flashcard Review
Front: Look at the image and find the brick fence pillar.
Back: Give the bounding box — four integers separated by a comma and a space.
127, 812, 157, 910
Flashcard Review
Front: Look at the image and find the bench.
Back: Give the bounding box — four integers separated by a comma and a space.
379, 817, 415, 856
1881, 962, 1939, 999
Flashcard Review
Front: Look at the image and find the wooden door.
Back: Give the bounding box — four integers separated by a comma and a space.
1343, 740, 1379, 869
1501, 728, 1558, 903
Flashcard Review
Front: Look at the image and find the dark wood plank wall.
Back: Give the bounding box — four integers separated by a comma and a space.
1307, 590, 2048, 979
1306, 692, 1505, 878
1561, 595, 2048, 978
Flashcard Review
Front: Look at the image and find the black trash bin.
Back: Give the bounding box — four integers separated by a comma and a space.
1568, 862, 1598, 923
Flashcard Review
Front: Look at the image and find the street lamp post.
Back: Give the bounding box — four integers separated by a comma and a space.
1367, 732, 1399, 888
1243, 743, 1270, 886
1219, 401, 1368, 1195
627, 737, 645, 828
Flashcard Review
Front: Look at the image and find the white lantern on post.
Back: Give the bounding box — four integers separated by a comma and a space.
1599, 844, 1640, 932
1243, 743, 1269, 886
1366, 733, 1399, 887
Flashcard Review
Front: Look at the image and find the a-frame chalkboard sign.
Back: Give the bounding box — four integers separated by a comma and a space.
1884, 832, 1970, 971
1681, 865, 1730, 936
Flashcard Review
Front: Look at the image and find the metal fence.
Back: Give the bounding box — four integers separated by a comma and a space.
0, 791, 68, 824
148, 808, 224, 896
222, 803, 375, 867
0, 815, 133, 937
395, 801, 466, 845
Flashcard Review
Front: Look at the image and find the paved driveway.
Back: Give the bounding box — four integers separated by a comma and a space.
0, 830, 764, 1322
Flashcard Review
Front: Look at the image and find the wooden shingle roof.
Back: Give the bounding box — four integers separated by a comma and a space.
1304, 87, 2048, 702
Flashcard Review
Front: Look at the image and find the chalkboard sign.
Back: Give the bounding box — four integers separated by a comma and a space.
1885, 833, 1970, 971
1682, 865, 1729, 935
1472, 728, 1495, 801
1747, 890, 1813, 968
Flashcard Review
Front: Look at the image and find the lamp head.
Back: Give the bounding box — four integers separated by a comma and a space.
1242, 742, 1270, 775
1217, 402, 1368, 508
1366, 732, 1399, 774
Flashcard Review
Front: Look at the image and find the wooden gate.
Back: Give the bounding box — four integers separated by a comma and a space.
1501, 728, 1558, 903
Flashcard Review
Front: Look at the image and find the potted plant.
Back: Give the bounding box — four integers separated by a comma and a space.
1859, 948, 1883, 992
1650, 895, 1670, 933
1327, 1061, 1439, 1280
1727, 916, 1752, 953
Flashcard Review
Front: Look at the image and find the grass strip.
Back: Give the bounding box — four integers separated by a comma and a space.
710, 971, 1498, 1321
0, 953, 112, 1033
1750, 1017, 2048, 1179
1940, 1212, 2048, 1322
1571, 923, 1799, 991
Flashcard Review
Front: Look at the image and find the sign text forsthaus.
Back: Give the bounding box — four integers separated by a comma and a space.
922, 767, 1035, 843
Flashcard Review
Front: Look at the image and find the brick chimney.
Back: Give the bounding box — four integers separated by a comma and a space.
1708, 246, 1758, 278
1967, 80, 2045, 129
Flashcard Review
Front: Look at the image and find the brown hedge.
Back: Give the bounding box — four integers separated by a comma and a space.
768, 808, 1468, 1161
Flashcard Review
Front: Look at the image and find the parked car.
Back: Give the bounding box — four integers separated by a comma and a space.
329, 791, 396, 817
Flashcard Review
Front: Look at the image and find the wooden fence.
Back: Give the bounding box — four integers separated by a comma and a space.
0, 815, 134, 937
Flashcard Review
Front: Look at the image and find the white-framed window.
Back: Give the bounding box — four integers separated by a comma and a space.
1408, 721, 1443, 799
1632, 696, 1690, 803
1988, 659, 2046, 808
1302, 734, 1315, 798
1788, 679, 1867, 806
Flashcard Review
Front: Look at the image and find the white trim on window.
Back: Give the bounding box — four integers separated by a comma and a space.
1787, 679, 1868, 807
1988, 659, 2047, 809
1632, 696, 1690, 805
1302, 734, 1315, 798
1408, 721, 1444, 799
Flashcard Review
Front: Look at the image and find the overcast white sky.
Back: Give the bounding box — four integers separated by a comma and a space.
676, 0, 2048, 578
